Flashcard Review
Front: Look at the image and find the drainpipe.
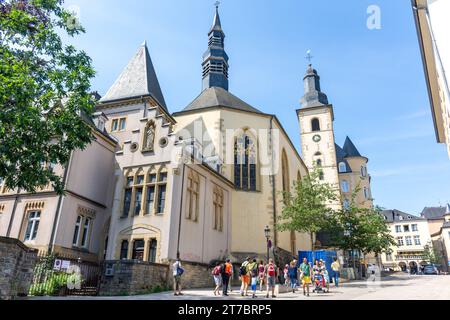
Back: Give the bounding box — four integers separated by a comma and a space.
48, 151, 73, 254
176, 145, 187, 259
6, 188, 21, 238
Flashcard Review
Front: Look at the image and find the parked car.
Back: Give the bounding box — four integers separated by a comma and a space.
423, 265, 438, 275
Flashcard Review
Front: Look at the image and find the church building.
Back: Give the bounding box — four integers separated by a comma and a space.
0, 5, 373, 267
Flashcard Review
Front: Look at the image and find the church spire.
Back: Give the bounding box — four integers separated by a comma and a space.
300, 64, 329, 108
202, 3, 229, 91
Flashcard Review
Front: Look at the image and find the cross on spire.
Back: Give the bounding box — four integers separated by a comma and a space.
214, 1, 220, 8
305, 50, 313, 64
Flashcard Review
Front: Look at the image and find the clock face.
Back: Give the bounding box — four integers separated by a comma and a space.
313, 135, 321, 143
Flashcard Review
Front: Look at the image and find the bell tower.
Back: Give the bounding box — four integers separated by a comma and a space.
297, 64, 340, 200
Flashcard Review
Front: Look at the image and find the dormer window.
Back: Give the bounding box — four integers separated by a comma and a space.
338, 162, 347, 173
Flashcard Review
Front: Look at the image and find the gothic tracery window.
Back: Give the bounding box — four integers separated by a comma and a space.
186, 169, 200, 222
213, 186, 224, 232
234, 134, 257, 191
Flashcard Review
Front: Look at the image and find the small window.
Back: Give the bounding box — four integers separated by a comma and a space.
316, 159, 322, 167
148, 239, 157, 263
80, 217, 91, 248
311, 118, 321, 132
412, 224, 418, 232
395, 225, 402, 233
72, 215, 82, 246
24, 211, 41, 242
319, 171, 324, 181
119, 118, 127, 131
338, 162, 347, 173
405, 236, 412, 246
397, 237, 404, 246
120, 240, 129, 260
157, 185, 166, 214
364, 187, 370, 199
403, 225, 410, 232
132, 239, 145, 261
341, 180, 349, 193
414, 235, 421, 246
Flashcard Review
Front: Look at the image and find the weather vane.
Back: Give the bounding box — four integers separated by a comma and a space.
215, 1, 220, 8
305, 50, 313, 64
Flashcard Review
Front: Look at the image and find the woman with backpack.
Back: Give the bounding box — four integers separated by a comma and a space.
265, 259, 277, 299
212, 261, 223, 296
258, 260, 266, 292
247, 258, 258, 298
239, 257, 251, 296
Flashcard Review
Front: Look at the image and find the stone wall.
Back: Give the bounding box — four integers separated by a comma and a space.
0, 237, 38, 300
98, 260, 169, 296
168, 260, 214, 289
99, 260, 215, 296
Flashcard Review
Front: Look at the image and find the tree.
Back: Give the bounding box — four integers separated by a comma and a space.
277, 169, 338, 251
0, 0, 96, 194
329, 191, 396, 267
423, 241, 441, 265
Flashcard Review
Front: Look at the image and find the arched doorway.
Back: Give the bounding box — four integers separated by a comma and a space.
409, 261, 418, 274
398, 262, 407, 272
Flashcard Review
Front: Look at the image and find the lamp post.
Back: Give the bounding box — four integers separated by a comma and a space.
264, 225, 271, 263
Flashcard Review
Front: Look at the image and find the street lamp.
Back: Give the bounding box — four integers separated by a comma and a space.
264, 225, 271, 263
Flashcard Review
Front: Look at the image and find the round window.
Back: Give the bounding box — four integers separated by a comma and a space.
159, 137, 169, 148
130, 142, 139, 153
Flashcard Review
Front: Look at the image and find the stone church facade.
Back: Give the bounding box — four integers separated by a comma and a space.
0, 6, 373, 267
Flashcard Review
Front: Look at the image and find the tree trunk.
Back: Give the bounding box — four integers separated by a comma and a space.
310, 233, 315, 252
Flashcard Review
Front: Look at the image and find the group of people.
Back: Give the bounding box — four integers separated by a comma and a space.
172, 256, 342, 298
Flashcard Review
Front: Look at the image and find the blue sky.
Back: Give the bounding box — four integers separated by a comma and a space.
65, 0, 450, 215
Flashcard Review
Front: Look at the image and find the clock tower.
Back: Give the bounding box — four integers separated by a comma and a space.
297, 64, 340, 203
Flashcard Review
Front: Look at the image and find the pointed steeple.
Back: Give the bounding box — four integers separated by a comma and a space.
300, 64, 329, 108
343, 137, 362, 157
202, 4, 229, 91
100, 42, 167, 110
210, 5, 222, 33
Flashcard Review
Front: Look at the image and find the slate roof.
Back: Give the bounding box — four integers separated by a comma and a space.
335, 143, 351, 173
421, 206, 448, 220
99, 42, 167, 110
177, 87, 263, 115
381, 209, 425, 223
343, 136, 362, 157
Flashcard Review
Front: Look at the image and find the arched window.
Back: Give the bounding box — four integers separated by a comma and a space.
311, 118, 321, 132
234, 133, 257, 191
316, 159, 322, 167
341, 180, 349, 193
282, 150, 290, 193
213, 186, 224, 231
339, 162, 347, 173
364, 187, 370, 199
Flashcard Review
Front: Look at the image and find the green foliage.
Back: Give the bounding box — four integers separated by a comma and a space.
328, 190, 396, 256
0, 0, 96, 194
276, 169, 338, 250
29, 253, 83, 296
423, 242, 441, 265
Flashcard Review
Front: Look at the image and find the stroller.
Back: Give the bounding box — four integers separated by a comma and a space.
313, 270, 330, 293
